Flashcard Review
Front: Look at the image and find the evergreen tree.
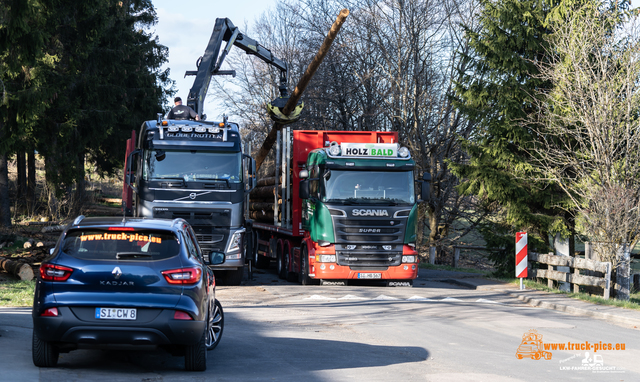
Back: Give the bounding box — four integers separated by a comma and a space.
452, 0, 565, 275
452, 0, 630, 275
35, 0, 172, 218
0, 0, 51, 226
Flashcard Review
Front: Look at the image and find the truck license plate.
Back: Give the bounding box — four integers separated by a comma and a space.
358, 273, 381, 279
95, 308, 137, 320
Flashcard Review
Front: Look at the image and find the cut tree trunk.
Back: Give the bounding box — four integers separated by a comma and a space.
0, 257, 35, 281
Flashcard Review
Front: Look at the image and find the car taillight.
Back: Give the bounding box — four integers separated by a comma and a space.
161, 267, 202, 285
39, 264, 74, 281
173, 311, 193, 320
41, 307, 59, 317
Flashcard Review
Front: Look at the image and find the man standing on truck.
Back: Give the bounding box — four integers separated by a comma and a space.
167, 97, 199, 120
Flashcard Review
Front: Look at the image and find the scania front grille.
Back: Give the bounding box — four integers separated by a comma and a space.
332, 217, 406, 244
336, 251, 402, 267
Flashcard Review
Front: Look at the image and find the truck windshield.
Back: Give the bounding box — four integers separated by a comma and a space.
144, 150, 242, 183
321, 170, 415, 204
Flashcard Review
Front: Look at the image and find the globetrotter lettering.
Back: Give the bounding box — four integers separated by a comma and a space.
352, 209, 389, 217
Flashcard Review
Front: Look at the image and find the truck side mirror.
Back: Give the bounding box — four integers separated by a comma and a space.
421, 172, 431, 202
299, 179, 310, 199
243, 154, 256, 193
125, 149, 140, 194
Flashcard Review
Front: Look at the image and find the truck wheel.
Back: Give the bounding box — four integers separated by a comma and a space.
299, 246, 319, 286
277, 243, 287, 279
185, 325, 207, 371
32, 330, 59, 367
532, 352, 541, 360
206, 299, 224, 351
253, 231, 270, 269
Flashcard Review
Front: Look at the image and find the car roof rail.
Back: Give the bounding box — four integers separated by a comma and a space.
73, 215, 86, 226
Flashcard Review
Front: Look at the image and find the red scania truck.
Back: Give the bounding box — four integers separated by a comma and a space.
249, 127, 430, 286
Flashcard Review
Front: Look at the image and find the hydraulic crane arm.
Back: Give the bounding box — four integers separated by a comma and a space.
185, 18, 289, 118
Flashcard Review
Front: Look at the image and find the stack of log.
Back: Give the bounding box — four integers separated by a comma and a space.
249, 176, 282, 222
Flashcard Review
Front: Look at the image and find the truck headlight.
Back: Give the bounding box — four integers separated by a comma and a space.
402, 255, 417, 263
316, 255, 336, 263
226, 228, 246, 253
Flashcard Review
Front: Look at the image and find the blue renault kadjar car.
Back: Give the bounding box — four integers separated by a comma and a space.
32, 216, 224, 371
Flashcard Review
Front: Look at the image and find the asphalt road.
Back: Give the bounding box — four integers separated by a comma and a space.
1, 266, 638, 381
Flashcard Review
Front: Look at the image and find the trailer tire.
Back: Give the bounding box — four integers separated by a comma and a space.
253, 231, 270, 269
277, 242, 287, 280
299, 246, 319, 285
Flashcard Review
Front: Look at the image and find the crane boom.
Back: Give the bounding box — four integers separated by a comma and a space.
185, 18, 289, 118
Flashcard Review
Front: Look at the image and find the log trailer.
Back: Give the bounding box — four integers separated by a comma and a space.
250, 128, 430, 286
122, 18, 297, 285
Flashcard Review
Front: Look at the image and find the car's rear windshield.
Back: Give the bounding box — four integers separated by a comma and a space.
62, 229, 180, 261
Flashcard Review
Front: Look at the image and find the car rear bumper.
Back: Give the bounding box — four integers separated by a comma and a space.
33, 307, 205, 346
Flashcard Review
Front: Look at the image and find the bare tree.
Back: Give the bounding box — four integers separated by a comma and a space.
213, 0, 489, 261
530, 3, 640, 296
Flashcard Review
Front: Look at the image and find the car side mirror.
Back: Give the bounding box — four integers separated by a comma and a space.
207, 251, 225, 265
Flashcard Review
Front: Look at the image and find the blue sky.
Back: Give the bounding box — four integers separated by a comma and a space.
152, 0, 277, 119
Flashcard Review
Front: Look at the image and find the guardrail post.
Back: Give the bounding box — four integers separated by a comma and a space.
453, 247, 460, 268
429, 246, 436, 265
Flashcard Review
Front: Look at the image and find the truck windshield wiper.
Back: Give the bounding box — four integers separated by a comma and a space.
116, 252, 153, 260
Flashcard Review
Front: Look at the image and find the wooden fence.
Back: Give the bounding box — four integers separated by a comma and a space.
527, 252, 612, 299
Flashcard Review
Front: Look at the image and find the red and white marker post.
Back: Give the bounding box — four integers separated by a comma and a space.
516, 232, 528, 290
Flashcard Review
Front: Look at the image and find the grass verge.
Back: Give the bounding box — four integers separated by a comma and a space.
0, 279, 35, 307
502, 278, 640, 311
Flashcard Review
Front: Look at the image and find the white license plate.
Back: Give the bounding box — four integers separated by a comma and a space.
95, 308, 137, 320
358, 273, 381, 279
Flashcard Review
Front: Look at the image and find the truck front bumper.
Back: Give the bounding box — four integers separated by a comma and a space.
309, 243, 418, 280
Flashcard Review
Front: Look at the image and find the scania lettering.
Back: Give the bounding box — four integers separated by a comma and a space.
352, 209, 389, 217
249, 130, 430, 286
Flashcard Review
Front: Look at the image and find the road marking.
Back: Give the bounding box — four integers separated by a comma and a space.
338, 295, 367, 300
476, 298, 500, 304
303, 295, 337, 300
441, 297, 463, 302
373, 295, 401, 301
